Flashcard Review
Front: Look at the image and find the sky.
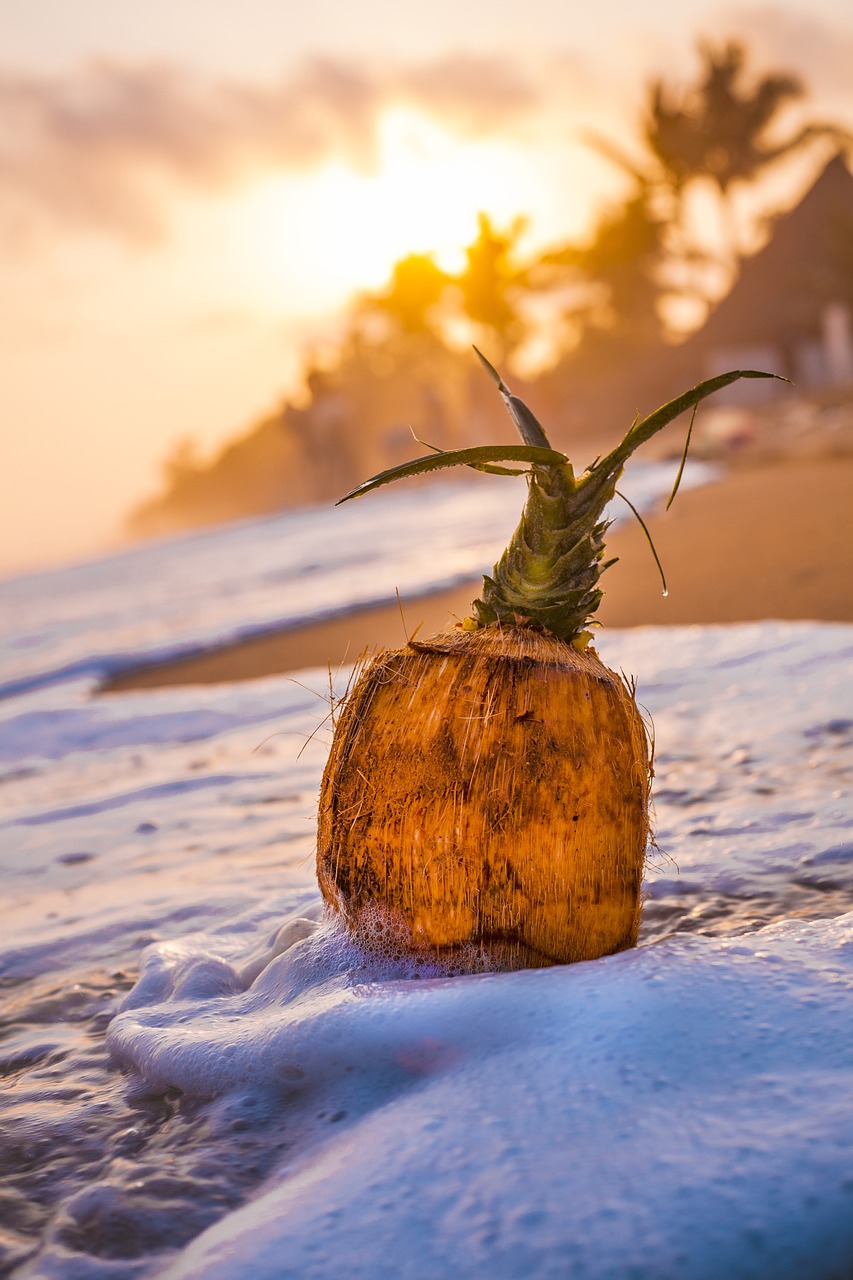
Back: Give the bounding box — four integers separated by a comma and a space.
3, 0, 853, 575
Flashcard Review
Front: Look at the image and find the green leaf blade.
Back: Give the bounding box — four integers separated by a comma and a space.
588, 369, 788, 487
616, 488, 668, 596
666, 401, 699, 511
473, 345, 551, 449
626, 370, 786, 453
336, 444, 569, 504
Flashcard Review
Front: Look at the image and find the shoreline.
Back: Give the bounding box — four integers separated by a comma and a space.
102, 455, 853, 693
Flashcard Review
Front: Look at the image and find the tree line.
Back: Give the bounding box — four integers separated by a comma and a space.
129, 39, 848, 539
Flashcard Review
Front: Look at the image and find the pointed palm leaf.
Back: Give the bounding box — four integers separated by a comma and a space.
336, 444, 568, 505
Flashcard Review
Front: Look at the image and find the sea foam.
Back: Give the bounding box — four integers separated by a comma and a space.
103, 908, 853, 1280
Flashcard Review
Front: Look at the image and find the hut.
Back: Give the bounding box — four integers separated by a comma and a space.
680, 152, 853, 402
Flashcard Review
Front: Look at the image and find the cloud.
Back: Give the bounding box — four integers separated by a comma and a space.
0, 55, 542, 242
710, 5, 853, 117
399, 54, 539, 133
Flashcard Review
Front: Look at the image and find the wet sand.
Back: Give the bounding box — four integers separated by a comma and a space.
104, 455, 853, 692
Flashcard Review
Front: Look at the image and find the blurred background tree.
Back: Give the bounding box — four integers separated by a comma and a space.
587, 41, 847, 306
539, 189, 669, 352
646, 41, 805, 255
451, 212, 532, 364
130, 35, 851, 539
357, 252, 450, 338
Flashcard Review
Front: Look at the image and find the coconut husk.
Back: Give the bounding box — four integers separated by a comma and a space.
317, 625, 651, 968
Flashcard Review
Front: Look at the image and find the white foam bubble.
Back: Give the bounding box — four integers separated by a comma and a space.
106, 912, 853, 1280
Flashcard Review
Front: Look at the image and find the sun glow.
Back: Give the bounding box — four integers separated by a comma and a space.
237, 108, 545, 312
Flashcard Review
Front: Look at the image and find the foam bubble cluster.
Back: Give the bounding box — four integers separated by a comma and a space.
104, 910, 853, 1280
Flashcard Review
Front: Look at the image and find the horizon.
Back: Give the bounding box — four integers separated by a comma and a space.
3, 0, 853, 576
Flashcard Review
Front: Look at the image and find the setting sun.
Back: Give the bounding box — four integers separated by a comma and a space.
6, 1, 853, 578
238, 107, 545, 310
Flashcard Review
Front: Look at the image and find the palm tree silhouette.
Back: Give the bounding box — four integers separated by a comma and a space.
644, 41, 846, 265
582, 39, 848, 314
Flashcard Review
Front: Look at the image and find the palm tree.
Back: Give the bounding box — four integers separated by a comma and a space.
541, 189, 669, 347
358, 252, 450, 337
647, 42, 800, 190
452, 213, 532, 365
643, 40, 843, 266
581, 38, 847, 321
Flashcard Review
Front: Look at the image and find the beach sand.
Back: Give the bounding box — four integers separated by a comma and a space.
104, 455, 853, 692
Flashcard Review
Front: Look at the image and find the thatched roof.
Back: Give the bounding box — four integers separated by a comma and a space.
692, 152, 853, 351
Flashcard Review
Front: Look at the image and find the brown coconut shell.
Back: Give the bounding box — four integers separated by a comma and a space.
317, 624, 652, 968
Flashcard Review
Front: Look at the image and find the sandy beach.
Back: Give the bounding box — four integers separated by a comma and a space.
5, 435, 853, 1279
104, 454, 853, 692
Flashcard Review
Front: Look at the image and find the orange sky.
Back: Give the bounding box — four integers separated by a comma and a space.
2, 0, 853, 576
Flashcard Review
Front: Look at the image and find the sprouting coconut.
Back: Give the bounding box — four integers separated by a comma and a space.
317, 353, 779, 969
